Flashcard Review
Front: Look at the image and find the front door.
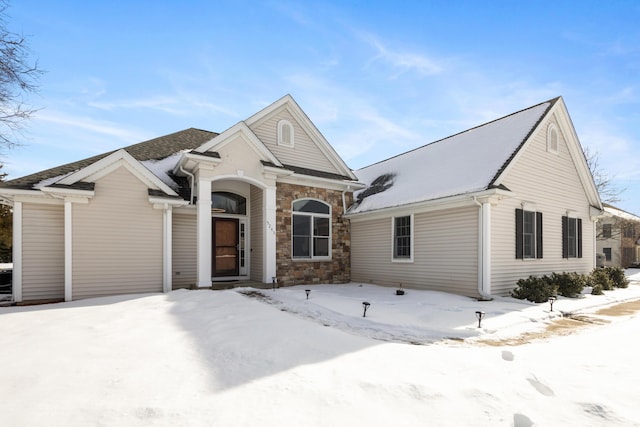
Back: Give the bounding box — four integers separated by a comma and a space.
213, 218, 239, 277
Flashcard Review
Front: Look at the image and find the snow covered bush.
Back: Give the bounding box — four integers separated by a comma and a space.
551, 272, 586, 298
511, 275, 557, 303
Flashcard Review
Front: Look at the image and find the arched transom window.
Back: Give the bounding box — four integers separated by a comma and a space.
211, 192, 246, 215
292, 199, 331, 259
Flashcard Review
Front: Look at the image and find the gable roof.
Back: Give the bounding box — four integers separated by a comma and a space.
349, 98, 558, 214
244, 94, 359, 181
3, 128, 218, 190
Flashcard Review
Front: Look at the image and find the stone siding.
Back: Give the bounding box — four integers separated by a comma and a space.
275, 182, 352, 286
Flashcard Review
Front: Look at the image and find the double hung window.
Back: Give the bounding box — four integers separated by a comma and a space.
292, 199, 330, 259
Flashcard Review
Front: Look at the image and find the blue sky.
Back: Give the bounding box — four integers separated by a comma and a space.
5, 1, 640, 214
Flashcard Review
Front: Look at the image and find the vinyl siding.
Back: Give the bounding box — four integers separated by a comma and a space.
21, 203, 64, 301
352, 206, 479, 297
250, 109, 341, 175
72, 166, 163, 299
250, 185, 263, 282
491, 115, 595, 295
172, 211, 197, 289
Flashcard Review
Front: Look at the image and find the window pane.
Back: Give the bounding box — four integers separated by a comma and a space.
293, 199, 330, 214
293, 236, 310, 258
293, 215, 311, 236
211, 192, 246, 215
314, 237, 329, 257
394, 216, 411, 258
522, 211, 536, 258
314, 217, 329, 237
567, 218, 577, 258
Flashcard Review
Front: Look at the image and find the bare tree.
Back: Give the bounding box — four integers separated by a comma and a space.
583, 146, 624, 205
0, 0, 41, 149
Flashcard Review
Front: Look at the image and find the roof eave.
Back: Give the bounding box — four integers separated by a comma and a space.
346, 187, 514, 221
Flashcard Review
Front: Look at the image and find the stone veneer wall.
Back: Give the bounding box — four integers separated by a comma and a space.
275, 182, 353, 286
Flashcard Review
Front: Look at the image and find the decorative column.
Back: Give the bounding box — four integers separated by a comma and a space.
196, 176, 212, 287
264, 185, 277, 282
64, 200, 73, 302
12, 201, 22, 303
481, 201, 491, 295
162, 204, 172, 293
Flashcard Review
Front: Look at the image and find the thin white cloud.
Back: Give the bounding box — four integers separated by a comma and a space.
35, 110, 149, 143
358, 31, 443, 77
88, 93, 237, 117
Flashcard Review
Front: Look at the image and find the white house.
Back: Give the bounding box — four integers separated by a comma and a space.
0, 95, 603, 302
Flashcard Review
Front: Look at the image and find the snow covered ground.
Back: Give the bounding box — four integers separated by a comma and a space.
1, 272, 640, 426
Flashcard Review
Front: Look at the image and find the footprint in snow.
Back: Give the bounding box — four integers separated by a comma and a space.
501, 350, 514, 361
527, 375, 555, 396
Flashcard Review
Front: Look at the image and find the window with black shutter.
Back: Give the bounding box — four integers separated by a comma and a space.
562, 216, 582, 258
515, 208, 543, 259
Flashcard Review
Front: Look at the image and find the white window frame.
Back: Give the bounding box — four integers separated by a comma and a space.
547, 123, 559, 154
522, 210, 537, 259
277, 119, 294, 147
292, 198, 331, 260
391, 214, 414, 263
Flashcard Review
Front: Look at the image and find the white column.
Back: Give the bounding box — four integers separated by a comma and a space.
263, 185, 277, 283
64, 200, 73, 302
481, 202, 491, 295
197, 178, 212, 287
12, 201, 22, 303
163, 205, 172, 293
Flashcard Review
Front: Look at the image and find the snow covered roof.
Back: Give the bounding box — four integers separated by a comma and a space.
603, 204, 640, 222
349, 98, 557, 214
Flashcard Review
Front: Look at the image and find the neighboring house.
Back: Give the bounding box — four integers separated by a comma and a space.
347, 97, 603, 298
596, 204, 640, 268
0, 95, 363, 303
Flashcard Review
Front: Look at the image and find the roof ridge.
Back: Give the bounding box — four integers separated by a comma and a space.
357, 97, 561, 172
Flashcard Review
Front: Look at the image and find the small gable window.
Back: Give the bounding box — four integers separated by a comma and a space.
277, 119, 294, 147
292, 199, 330, 259
547, 124, 559, 154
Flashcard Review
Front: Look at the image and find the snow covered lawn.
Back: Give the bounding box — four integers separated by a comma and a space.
1, 273, 640, 426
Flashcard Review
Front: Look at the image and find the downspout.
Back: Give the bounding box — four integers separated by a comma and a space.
473, 197, 493, 300
179, 165, 195, 205
341, 185, 351, 214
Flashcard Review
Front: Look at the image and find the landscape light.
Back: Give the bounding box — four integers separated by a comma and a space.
272, 277, 277, 291
549, 296, 557, 312
362, 301, 371, 317
475, 311, 485, 328
305, 289, 311, 299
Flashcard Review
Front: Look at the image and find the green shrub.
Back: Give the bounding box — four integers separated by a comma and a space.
551, 272, 586, 298
590, 268, 614, 291
591, 282, 604, 295
604, 266, 629, 288
511, 275, 558, 303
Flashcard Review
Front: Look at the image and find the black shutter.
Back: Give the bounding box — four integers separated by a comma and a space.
515, 209, 523, 259
562, 216, 568, 258
536, 212, 543, 259
577, 218, 583, 258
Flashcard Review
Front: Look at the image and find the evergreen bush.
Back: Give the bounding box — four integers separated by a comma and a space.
551, 272, 586, 298
604, 266, 629, 288
511, 275, 557, 303
590, 268, 614, 291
